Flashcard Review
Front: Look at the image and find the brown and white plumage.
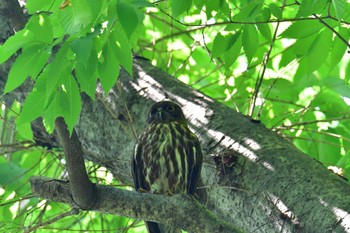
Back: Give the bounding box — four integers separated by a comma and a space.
132, 101, 203, 233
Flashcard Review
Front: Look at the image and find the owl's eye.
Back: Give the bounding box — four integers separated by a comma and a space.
149, 110, 156, 117
166, 105, 175, 112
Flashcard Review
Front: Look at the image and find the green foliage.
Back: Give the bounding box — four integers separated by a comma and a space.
242, 25, 259, 64
1, 0, 350, 232
1, 0, 143, 135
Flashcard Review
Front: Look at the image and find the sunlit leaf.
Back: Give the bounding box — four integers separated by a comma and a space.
297, 0, 328, 17
98, 37, 120, 94
256, 21, 272, 42
58, 0, 92, 34
330, 27, 349, 67
0, 160, 26, 192
59, 75, 82, 135
117, 1, 139, 38
307, 29, 333, 72
233, 0, 263, 21
269, 3, 282, 19
281, 21, 323, 39
292, 33, 318, 56
5, 44, 51, 94
26, 0, 61, 14
75, 51, 98, 99
0, 30, 34, 64
112, 29, 132, 75
224, 37, 242, 70
18, 45, 73, 125
27, 14, 53, 44
17, 89, 46, 125
212, 32, 240, 58
242, 25, 259, 63
170, 0, 192, 17
332, 0, 350, 20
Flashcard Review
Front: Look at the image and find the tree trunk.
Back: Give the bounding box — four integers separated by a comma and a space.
1, 1, 350, 233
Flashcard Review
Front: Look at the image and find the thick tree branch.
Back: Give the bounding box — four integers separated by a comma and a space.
55, 117, 95, 209
0, 0, 26, 32
30, 176, 243, 233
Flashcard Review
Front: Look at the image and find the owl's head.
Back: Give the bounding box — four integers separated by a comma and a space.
147, 101, 187, 124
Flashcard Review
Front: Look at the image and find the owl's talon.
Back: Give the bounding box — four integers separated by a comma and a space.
137, 188, 148, 193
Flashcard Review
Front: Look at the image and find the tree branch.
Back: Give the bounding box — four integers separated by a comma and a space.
30, 176, 243, 233
55, 117, 95, 209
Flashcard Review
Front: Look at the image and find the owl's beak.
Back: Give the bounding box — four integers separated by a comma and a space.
155, 109, 166, 122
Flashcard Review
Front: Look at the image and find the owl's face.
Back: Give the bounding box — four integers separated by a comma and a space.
147, 101, 186, 124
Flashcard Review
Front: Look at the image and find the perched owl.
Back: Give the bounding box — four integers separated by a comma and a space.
132, 101, 203, 233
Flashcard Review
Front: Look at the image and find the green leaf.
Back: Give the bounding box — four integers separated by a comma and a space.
242, 25, 259, 63
0, 30, 34, 64
269, 3, 282, 19
75, 51, 98, 99
332, 0, 350, 20
19, 45, 73, 126
330, 27, 349, 67
86, 0, 106, 21
35, 45, 73, 107
297, 0, 328, 17
233, 0, 263, 21
43, 93, 62, 133
307, 29, 333, 72
279, 48, 296, 68
312, 89, 348, 117
281, 20, 323, 39
113, 29, 133, 75
205, 0, 229, 18
224, 36, 242, 70
131, 0, 154, 8
17, 89, 46, 125
212, 32, 241, 58
171, 0, 192, 17
26, 0, 61, 14
16, 121, 34, 141
292, 33, 318, 56
70, 36, 94, 66
117, 1, 139, 38
322, 76, 350, 99
58, 75, 82, 135
256, 21, 272, 42
4, 44, 51, 94
9, 101, 33, 140
58, 0, 92, 34
70, 35, 97, 98
98, 38, 120, 94
260, 7, 271, 21
0, 160, 26, 192
41, 75, 81, 134
27, 14, 53, 44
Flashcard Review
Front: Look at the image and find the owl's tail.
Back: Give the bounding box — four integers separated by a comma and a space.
146, 221, 181, 233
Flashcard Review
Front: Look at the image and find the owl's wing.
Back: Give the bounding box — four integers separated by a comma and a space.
132, 142, 147, 191
187, 139, 203, 195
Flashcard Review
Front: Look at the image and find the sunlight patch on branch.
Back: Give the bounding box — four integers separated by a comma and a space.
332, 207, 350, 233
